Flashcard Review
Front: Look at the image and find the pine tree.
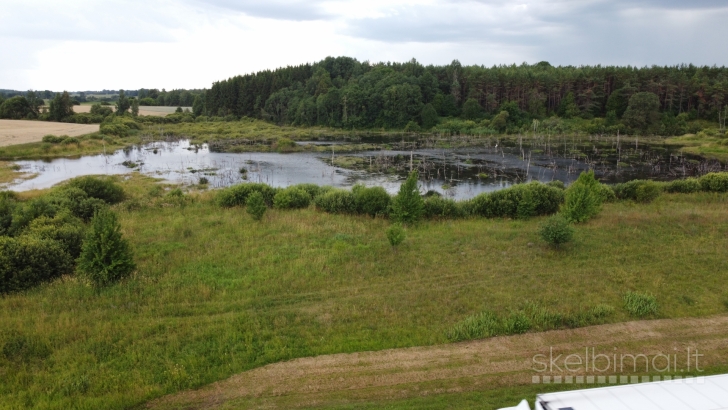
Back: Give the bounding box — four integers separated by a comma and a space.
77, 209, 135, 287
246, 191, 267, 221
391, 171, 424, 225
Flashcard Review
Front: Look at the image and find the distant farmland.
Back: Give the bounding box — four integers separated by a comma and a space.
0, 120, 99, 146
73, 105, 191, 117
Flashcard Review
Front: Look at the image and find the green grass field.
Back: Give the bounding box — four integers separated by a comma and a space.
1, 175, 727, 409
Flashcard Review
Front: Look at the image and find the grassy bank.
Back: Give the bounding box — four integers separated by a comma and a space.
0, 175, 727, 409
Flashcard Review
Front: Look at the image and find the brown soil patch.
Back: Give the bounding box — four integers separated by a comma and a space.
0, 120, 99, 146
147, 315, 728, 409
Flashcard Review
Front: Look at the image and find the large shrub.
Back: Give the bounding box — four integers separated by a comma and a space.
469, 182, 564, 219
25, 212, 85, 258
0, 196, 17, 236
561, 171, 603, 223
314, 189, 356, 214
353, 185, 391, 217
423, 196, 464, 219
390, 171, 425, 224
77, 210, 135, 288
217, 183, 277, 207
290, 183, 324, 199
273, 187, 311, 209
67, 176, 125, 204
48, 187, 107, 221
9, 197, 59, 236
613, 180, 662, 202
0, 236, 72, 293
699, 172, 728, 192
664, 178, 701, 194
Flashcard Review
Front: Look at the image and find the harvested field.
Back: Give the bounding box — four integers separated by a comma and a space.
72, 105, 191, 116
148, 315, 728, 409
0, 119, 99, 146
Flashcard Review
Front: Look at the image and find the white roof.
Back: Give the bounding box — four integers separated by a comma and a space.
534, 374, 728, 410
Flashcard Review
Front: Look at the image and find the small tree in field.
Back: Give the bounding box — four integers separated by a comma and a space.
77, 209, 135, 287
386, 224, 406, 249
539, 214, 574, 248
391, 171, 424, 225
246, 191, 266, 221
562, 171, 602, 223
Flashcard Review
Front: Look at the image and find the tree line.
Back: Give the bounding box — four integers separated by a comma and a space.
202, 57, 728, 134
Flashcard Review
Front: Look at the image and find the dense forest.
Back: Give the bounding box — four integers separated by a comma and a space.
2, 57, 728, 135
204, 57, 728, 135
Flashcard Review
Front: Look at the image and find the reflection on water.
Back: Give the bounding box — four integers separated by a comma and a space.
5, 139, 724, 200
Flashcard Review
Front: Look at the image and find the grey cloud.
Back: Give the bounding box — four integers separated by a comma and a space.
189, 0, 331, 21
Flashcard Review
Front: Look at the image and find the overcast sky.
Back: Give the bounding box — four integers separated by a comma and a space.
2, 0, 727, 91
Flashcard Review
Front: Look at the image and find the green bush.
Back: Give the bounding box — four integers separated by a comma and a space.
273, 187, 311, 209
546, 180, 565, 190
386, 224, 406, 248
25, 212, 85, 258
314, 189, 356, 214
77, 209, 136, 288
67, 176, 125, 204
699, 172, 728, 192
562, 171, 603, 223
9, 197, 59, 235
623, 291, 658, 317
42, 134, 67, 144
391, 171, 424, 224
469, 182, 564, 219
353, 185, 391, 217
613, 180, 662, 202
596, 184, 617, 202
290, 183, 324, 199
61, 137, 80, 145
48, 187, 107, 221
0, 196, 17, 236
0, 235, 73, 293
246, 191, 267, 221
664, 178, 701, 193
539, 214, 575, 247
217, 183, 277, 207
423, 196, 464, 219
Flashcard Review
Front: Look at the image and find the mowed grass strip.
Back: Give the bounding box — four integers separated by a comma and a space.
0, 183, 727, 409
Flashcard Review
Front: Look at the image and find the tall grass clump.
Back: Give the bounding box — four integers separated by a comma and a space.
623, 291, 658, 317
391, 171, 424, 224
561, 171, 603, 223
77, 209, 136, 288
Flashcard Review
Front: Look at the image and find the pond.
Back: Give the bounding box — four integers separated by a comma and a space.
5, 138, 724, 199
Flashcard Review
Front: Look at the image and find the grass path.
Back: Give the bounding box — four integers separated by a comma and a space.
147, 315, 728, 409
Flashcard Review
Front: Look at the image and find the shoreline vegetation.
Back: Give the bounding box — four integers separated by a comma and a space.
0, 117, 726, 163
